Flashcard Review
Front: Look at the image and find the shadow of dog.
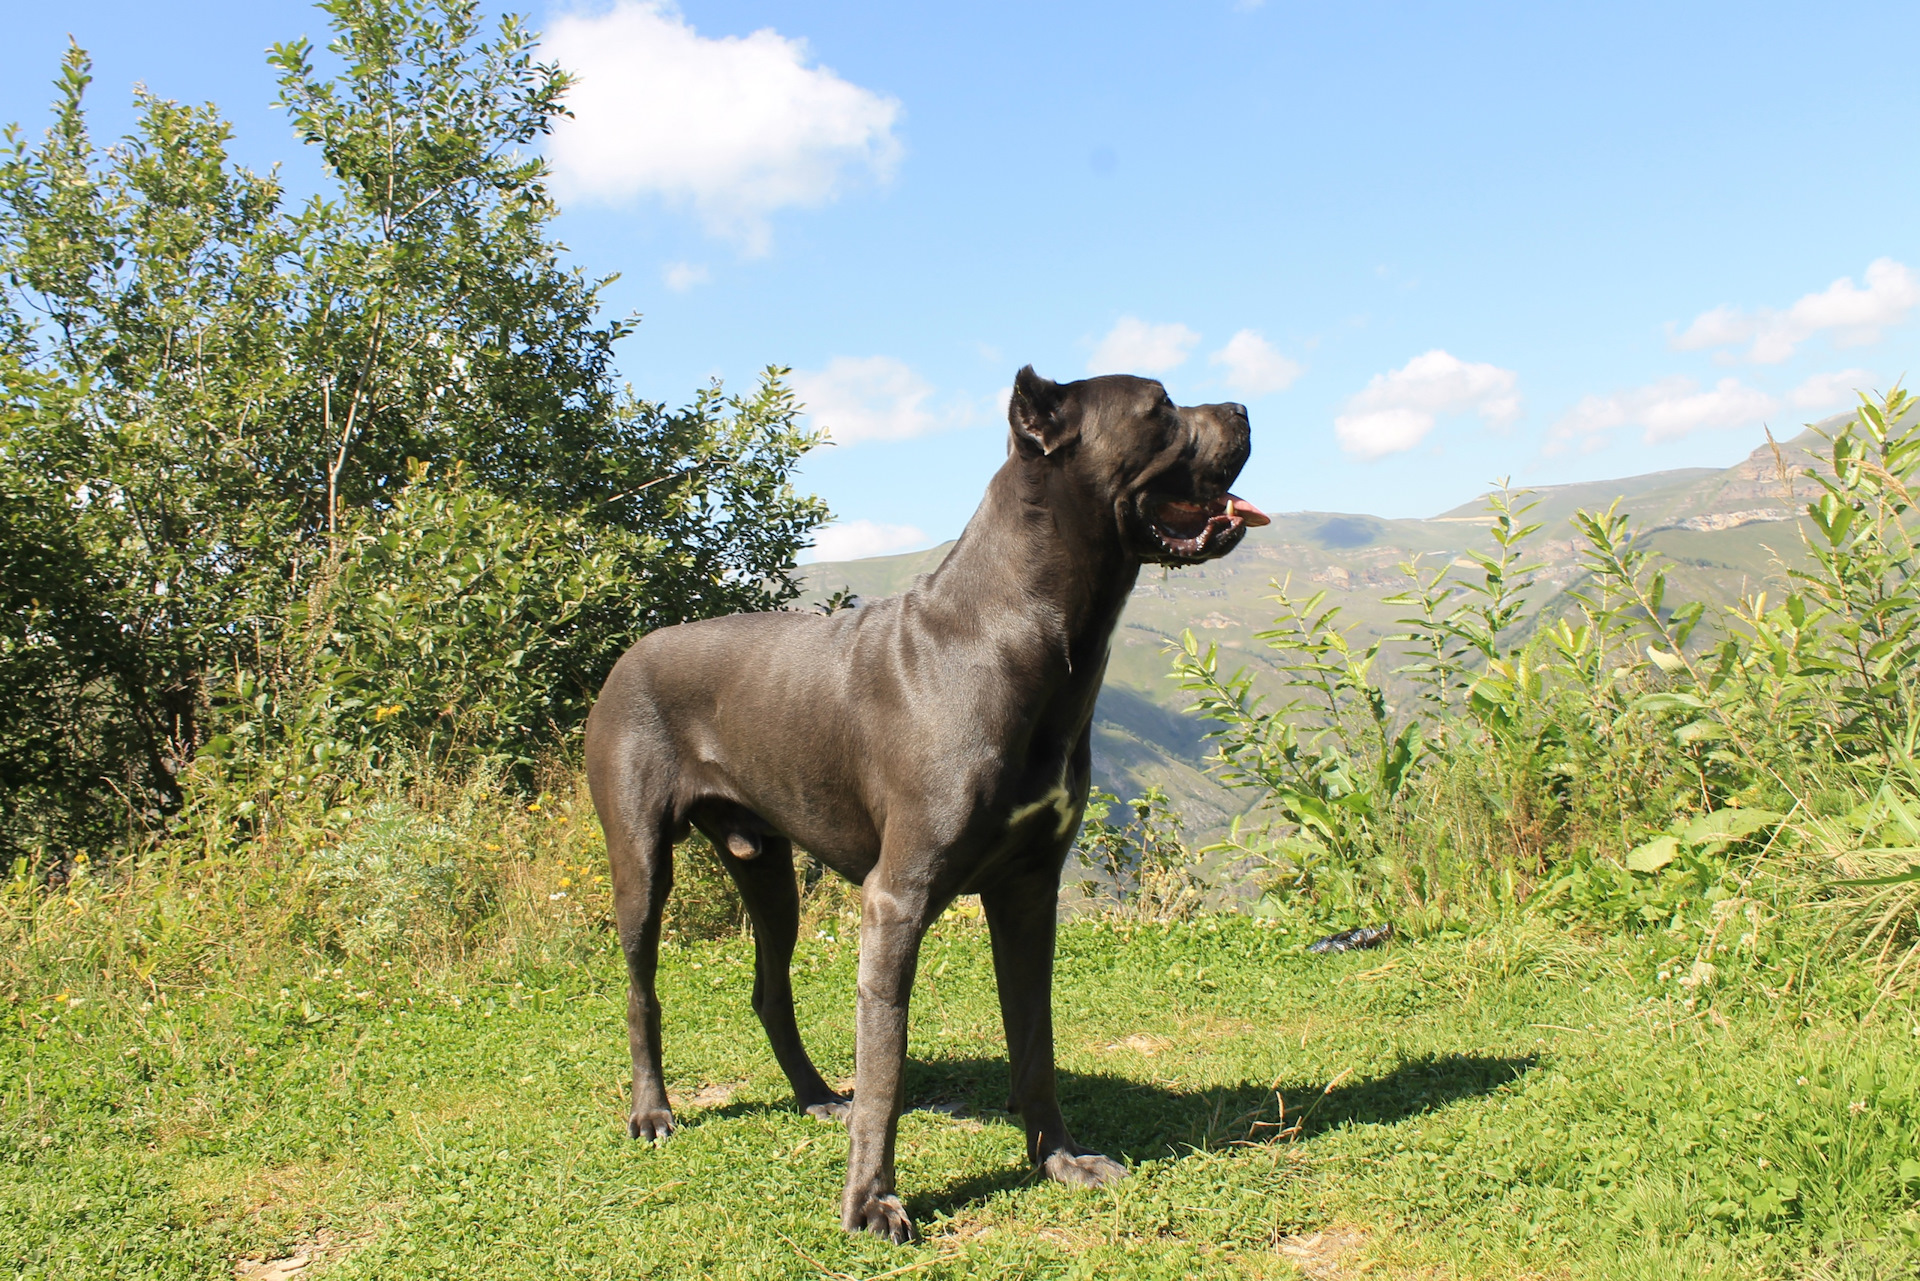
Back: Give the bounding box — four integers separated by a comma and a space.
894, 1051, 1534, 1221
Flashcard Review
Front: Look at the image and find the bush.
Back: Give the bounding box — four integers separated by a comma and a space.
1176, 390, 1920, 992
309, 802, 492, 958
1073, 788, 1208, 919
0, 2, 826, 865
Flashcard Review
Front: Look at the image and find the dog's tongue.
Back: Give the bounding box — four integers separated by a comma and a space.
1226, 495, 1270, 527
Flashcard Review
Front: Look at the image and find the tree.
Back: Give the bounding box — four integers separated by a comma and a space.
0, 0, 826, 864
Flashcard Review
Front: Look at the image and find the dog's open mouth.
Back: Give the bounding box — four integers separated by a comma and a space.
1145, 492, 1270, 558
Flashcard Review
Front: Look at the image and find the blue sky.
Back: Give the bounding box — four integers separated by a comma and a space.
6, 2, 1919, 561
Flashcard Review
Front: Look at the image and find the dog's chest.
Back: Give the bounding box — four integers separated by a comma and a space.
985, 673, 1101, 847
948, 755, 1083, 895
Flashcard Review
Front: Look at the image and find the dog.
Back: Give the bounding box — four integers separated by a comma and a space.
584, 366, 1265, 1242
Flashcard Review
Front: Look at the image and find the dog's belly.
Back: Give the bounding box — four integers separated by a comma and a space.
681, 724, 1086, 894
673, 746, 883, 876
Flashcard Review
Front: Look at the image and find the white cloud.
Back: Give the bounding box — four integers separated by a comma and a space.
792, 356, 944, 444
1671, 258, 1920, 365
1334, 350, 1520, 460
662, 261, 709, 292
1208, 329, 1302, 396
1088, 316, 1200, 375
1790, 368, 1876, 411
801, 519, 929, 564
545, 2, 902, 254
1553, 375, 1777, 448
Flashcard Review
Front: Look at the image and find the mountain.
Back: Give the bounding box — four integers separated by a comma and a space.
799, 420, 1847, 838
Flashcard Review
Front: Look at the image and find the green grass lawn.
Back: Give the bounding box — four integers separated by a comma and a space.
7, 913, 1919, 1279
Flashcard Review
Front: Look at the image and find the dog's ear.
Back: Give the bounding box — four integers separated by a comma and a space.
1008, 366, 1077, 457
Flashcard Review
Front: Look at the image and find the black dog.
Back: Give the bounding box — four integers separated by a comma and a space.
584, 367, 1264, 1241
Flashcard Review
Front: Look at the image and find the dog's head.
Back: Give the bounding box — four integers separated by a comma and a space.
1007, 366, 1267, 565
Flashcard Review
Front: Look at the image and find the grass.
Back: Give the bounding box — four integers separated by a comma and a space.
7, 905, 1920, 1280
14, 387, 1920, 1280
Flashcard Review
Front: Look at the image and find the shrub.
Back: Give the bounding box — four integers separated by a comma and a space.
1074, 787, 1209, 919
309, 802, 492, 958
0, 2, 826, 865
1176, 391, 1920, 991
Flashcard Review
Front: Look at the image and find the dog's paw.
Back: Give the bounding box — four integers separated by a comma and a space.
1043, 1151, 1128, 1187
803, 1093, 852, 1123
628, 1108, 675, 1142
843, 1193, 916, 1244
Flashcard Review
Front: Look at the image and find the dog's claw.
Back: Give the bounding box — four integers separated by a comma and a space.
844, 1193, 915, 1244
803, 1096, 852, 1123
1043, 1151, 1128, 1187
628, 1108, 675, 1142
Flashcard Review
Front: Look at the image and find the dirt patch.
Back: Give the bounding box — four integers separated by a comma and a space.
1035, 1225, 1101, 1251
180, 1158, 349, 1230
674, 1080, 746, 1109
912, 1099, 985, 1131
1097, 1018, 1256, 1058
1274, 1225, 1368, 1279
234, 1228, 356, 1280
1108, 1032, 1172, 1056
1174, 1014, 1260, 1040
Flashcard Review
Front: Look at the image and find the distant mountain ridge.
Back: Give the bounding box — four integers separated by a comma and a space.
801, 420, 1847, 837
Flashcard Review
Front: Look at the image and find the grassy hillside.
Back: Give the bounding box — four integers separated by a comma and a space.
802, 422, 1847, 837
12, 909, 1917, 1279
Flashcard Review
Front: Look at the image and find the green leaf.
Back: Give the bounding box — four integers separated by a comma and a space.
1831, 865, 1920, 888
1633, 692, 1706, 714
1626, 836, 1680, 874
1679, 809, 1784, 847
1645, 645, 1688, 674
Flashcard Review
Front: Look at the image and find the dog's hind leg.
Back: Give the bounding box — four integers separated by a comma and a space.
716, 834, 851, 1121
595, 787, 677, 1142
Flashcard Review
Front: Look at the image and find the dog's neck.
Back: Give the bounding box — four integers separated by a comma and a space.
924, 457, 1141, 679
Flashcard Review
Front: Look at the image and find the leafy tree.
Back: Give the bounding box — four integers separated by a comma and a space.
0, 0, 826, 864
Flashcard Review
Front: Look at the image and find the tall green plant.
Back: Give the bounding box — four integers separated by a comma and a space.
1178, 390, 1920, 987
0, 2, 827, 862
1783, 388, 1920, 756
1175, 582, 1421, 869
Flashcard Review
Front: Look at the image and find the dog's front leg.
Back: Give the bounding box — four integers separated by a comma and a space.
982, 873, 1128, 1187
840, 867, 931, 1244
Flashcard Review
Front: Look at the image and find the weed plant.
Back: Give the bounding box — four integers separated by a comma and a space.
1173, 390, 1920, 998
